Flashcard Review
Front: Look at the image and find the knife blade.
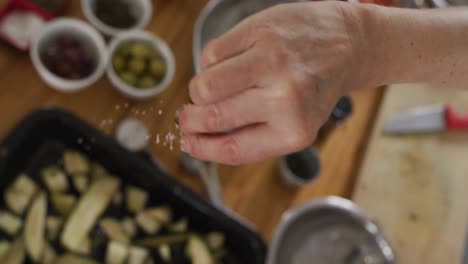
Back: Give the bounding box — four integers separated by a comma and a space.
383, 104, 468, 135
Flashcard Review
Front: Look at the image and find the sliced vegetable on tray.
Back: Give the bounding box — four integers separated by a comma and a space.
0, 149, 229, 263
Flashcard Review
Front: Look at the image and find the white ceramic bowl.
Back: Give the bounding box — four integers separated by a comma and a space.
30, 18, 108, 93
279, 147, 321, 187
81, 0, 153, 37
106, 30, 176, 100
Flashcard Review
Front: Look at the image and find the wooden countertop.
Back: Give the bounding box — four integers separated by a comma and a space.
0, 0, 382, 242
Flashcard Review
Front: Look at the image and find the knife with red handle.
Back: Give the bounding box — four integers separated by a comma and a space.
383, 104, 468, 134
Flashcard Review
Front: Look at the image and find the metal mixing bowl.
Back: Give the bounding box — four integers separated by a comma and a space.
193, 0, 303, 72
267, 197, 396, 264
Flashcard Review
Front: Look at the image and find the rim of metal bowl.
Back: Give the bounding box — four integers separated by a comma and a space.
266, 196, 397, 264
193, 0, 308, 73
193, 0, 223, 73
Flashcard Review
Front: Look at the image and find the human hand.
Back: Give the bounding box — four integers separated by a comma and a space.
179, 1, 369, 165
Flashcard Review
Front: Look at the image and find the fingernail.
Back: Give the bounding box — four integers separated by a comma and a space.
199, 82, 210, 102
206, 51, 217, 67
180, 138, 191, 153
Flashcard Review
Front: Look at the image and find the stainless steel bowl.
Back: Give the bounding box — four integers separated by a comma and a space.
267, 196, 396, 264
193, 0, 303, 72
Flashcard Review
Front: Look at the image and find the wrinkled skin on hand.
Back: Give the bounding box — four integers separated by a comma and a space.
179, 1, 366, 165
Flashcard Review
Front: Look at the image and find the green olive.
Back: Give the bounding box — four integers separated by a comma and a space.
128, 58, 146, 75
149, 59, 166, 78
137, 76, 157, 89
117, 42, 133, 56
130, 42, 152, 58
119, 72, 137, 86
112, 56, 125, 72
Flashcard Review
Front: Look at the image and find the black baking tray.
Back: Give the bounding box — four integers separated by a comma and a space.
0, 108, 266, 263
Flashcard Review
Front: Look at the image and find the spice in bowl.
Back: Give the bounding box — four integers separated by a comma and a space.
112, 41, 167, 89
40, 35, 96, 80
93, 0, 138, 29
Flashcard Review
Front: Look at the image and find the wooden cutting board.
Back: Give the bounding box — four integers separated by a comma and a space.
353, 83, 468, 264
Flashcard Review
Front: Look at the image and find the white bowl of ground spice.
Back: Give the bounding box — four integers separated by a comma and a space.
81, 0, 152, 37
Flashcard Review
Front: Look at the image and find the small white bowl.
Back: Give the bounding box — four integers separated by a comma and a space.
30, 18, 108, 93
106, 30, 176, 100
81, 0, 153, 37
279, 147, 321, 187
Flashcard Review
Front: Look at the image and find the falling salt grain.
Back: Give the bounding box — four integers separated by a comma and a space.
158, 110, 163, 116
142, 111, 146, 115
156, 134, 160, 144
115, 105, 121, 110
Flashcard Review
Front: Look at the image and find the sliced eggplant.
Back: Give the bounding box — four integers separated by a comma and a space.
64, 150, 90, 175
136, 234, 189, 249
51, 193, 77, 216
112, 192, 123, 206
186, 236, 215, 264
128, 246, 149, 264
90, 162, 109, 181
125, 186, 148, 213
5, 174, 37, 215
4, 192, 30, 217
41, 242, 57, 264
100, 218, 130, 244
54, 254, 99, 264
169, 218, 188, 233
75, 236, 91, 255
106, 241, 129, 264
205, 232, 225, 251
61, 177, 120, 252
24, 192, 47, 262
1, 238, 25, 264
46, 216, 62, 241
0, 240, 10, 258
41, 166, 68, 193
136, 212, 161, 235
144, 207, 172, 224
0, 210, 22, 235
72, 173, 89, 193
121, 217, 137, 238
159, 244, 171, 262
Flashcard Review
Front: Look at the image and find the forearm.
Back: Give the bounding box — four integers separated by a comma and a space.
359, 5, 468, 88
